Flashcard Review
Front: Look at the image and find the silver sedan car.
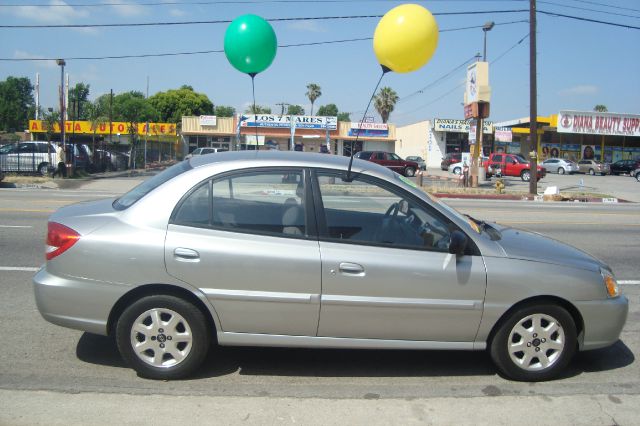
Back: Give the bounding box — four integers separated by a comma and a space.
541, 158, 579, 175
34, 152, 628, 381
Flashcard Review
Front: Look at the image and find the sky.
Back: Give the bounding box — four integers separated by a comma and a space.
1, 0, 639, 127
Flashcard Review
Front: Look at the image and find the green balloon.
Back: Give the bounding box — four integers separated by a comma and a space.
224, 14, 277, 76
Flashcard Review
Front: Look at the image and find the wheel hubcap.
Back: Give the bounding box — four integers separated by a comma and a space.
130, 308, 193, 368
507, 313, 565, 371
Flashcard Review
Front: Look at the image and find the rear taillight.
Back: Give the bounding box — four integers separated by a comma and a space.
46, 222, 80, 260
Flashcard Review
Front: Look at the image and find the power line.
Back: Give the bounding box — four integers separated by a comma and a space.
0, 10, 529, 28
398, 56, 478, 103
568, 0, 640, 14
393, 33, 530, 118
539, 0, 640, 19
0, 0, 529, 7
0, 18, 531, 61
538, 9, 640, 29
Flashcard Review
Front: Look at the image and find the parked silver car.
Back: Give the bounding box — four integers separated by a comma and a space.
577, 159, 610, 175
0, 141, 56, 175
34, 152, 628, 381
541, 158, 579, 175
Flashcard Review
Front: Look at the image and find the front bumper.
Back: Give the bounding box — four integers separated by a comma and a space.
575, 295, 629, 351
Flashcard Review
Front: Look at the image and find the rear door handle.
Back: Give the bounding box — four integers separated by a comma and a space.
174, 248, 200, 262
338, 262, 365, 276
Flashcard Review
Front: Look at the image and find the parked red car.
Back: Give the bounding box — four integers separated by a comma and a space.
485, 153, 546, 182
354, 151, 419, 177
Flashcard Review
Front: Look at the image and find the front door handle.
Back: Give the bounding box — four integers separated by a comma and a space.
338, 262, 365, 276
174, 248, 200, 262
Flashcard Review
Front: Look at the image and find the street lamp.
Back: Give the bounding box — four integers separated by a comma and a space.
482, 21, 495, 61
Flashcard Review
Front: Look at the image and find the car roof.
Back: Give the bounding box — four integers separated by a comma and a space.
189, 150, 395, 178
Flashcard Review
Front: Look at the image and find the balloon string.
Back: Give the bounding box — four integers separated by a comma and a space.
346, 68, 388, 181
251, 74, 258, 152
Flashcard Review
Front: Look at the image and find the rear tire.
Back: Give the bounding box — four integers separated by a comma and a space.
37, 162, 49, 176
453, 167, 461, 175
589, 168, 595, 175
116, 295, 210, 380
635, 172, 640, 182
404, 167, 416, 177
490, 303, 577, 382
521, 170, 531, 182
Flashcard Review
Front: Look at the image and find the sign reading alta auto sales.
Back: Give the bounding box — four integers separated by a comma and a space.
28, 120, 177, 136
557, 111, 640, 137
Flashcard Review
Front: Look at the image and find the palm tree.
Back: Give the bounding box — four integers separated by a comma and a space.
245, 105, 271, 114
374, 87, 399, 123
306, 83, 321, 116
594, 105, 608, 112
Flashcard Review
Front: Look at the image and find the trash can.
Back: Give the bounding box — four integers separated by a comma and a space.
478, 165, 487, 182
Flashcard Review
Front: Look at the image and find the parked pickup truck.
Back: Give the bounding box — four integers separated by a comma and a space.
485, 153, 546, 182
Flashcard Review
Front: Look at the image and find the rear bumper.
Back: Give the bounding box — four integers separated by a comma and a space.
33, 266, 128, 336
575, 295, 629, 351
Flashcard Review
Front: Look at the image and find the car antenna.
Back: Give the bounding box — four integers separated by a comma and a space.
345, 65, 390, 182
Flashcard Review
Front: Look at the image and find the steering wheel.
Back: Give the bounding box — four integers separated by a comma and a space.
384, 202, 400, 220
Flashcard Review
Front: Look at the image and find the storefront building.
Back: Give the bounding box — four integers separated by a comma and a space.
180, 115, 396, 157
495, 111, 640, 162
396, 119, 494, 169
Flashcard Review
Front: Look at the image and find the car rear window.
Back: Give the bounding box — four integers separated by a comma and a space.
113, 161, 192, 210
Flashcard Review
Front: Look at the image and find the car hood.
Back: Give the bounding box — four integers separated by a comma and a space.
489, 224, 606, 272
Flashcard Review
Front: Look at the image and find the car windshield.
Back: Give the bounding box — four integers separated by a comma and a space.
113, 161, 192, 210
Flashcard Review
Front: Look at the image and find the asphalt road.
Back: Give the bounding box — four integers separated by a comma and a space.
0, 182, 638, 425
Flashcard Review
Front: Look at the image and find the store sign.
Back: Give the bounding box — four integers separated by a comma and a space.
558, 110, 640, 137
241, 115, 337, 130
494, 127, 512, 142
434, 119, 493, 134
199, 115, 217, 126
29, 120, 177, 135
348, 122, 389, 137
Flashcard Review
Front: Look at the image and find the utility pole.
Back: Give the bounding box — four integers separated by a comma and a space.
276, 102, 290, 115
56, 59, 67, 175
529, 0, 538, 195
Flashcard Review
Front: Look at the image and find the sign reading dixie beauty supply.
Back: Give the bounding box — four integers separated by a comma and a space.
558, 111, 640, 137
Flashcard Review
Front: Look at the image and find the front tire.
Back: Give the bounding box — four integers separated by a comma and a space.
453, 167, 461, 175
116, 295, 210, 380
37, 162, 49, 176
404, 167, 416, 177
521, 170, 531, 182
558, 167, 565, 175
635, 172, 640, 182
490, 304, 577, 382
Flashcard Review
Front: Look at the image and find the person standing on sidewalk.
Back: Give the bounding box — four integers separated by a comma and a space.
52, 142, 66, 178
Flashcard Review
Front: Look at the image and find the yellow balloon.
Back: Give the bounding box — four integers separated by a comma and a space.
373, 4, 439, 73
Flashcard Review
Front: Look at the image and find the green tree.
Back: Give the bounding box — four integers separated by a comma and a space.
317, 104, 338, 117
245, 105, 271, 114
305, 83, 321, 116
338, 112, 351, 122
148, 86, 213, 123
0, 76, 35, 132
68, 82, 91, 120
374, 87, 399, 123
214, 105, 236, 117
594, 105, 608, 112
86, 102, 108, 161
113, 91, 158, 168
287, 104, 305, 115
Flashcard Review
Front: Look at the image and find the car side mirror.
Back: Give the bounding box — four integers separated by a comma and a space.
448, 230, 468, 256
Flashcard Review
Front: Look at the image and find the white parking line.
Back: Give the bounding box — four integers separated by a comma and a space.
619, 280, 640, 285
0, 225, 33, 228
0, 267, 40, 272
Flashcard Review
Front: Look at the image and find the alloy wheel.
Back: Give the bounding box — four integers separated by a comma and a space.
507, 313, 565, 372
130, 307, 193, 368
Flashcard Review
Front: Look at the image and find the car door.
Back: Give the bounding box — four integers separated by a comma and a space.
488, 154, 503, 175
313, 170, 486, 342
165, 168, 322, 337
